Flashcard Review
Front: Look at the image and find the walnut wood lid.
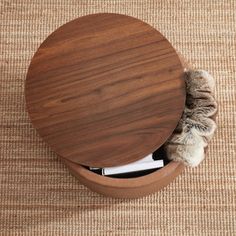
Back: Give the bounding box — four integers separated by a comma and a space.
25, 13, 185, 167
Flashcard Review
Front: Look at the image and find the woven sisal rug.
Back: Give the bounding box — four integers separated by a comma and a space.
0, 0, 235, 235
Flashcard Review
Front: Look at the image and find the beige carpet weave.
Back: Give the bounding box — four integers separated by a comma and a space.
0, 0, 235, 235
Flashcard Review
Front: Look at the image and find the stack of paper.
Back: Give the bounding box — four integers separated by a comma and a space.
89, 154, 164, 176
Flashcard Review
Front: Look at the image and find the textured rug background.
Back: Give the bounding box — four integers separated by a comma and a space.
0, 0, 235, 235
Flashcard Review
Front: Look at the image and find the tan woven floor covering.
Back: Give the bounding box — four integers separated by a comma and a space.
0, 0, 235, 235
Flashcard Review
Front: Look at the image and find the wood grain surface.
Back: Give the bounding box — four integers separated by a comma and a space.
25, 13, 185, 167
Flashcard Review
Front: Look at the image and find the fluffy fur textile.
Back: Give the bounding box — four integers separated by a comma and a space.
165, 70, 217, 167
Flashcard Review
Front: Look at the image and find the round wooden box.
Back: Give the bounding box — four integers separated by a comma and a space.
25, 13, 186, 198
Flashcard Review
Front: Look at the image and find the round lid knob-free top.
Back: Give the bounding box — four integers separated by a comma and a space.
25, 13, 185, 168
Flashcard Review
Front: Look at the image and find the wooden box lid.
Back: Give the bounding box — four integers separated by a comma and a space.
25, 13, 185, 167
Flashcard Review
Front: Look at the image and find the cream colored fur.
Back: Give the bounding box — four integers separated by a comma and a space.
165, 70, 217, 167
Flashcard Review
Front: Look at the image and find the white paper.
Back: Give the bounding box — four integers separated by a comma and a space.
102, 159, 164, 176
